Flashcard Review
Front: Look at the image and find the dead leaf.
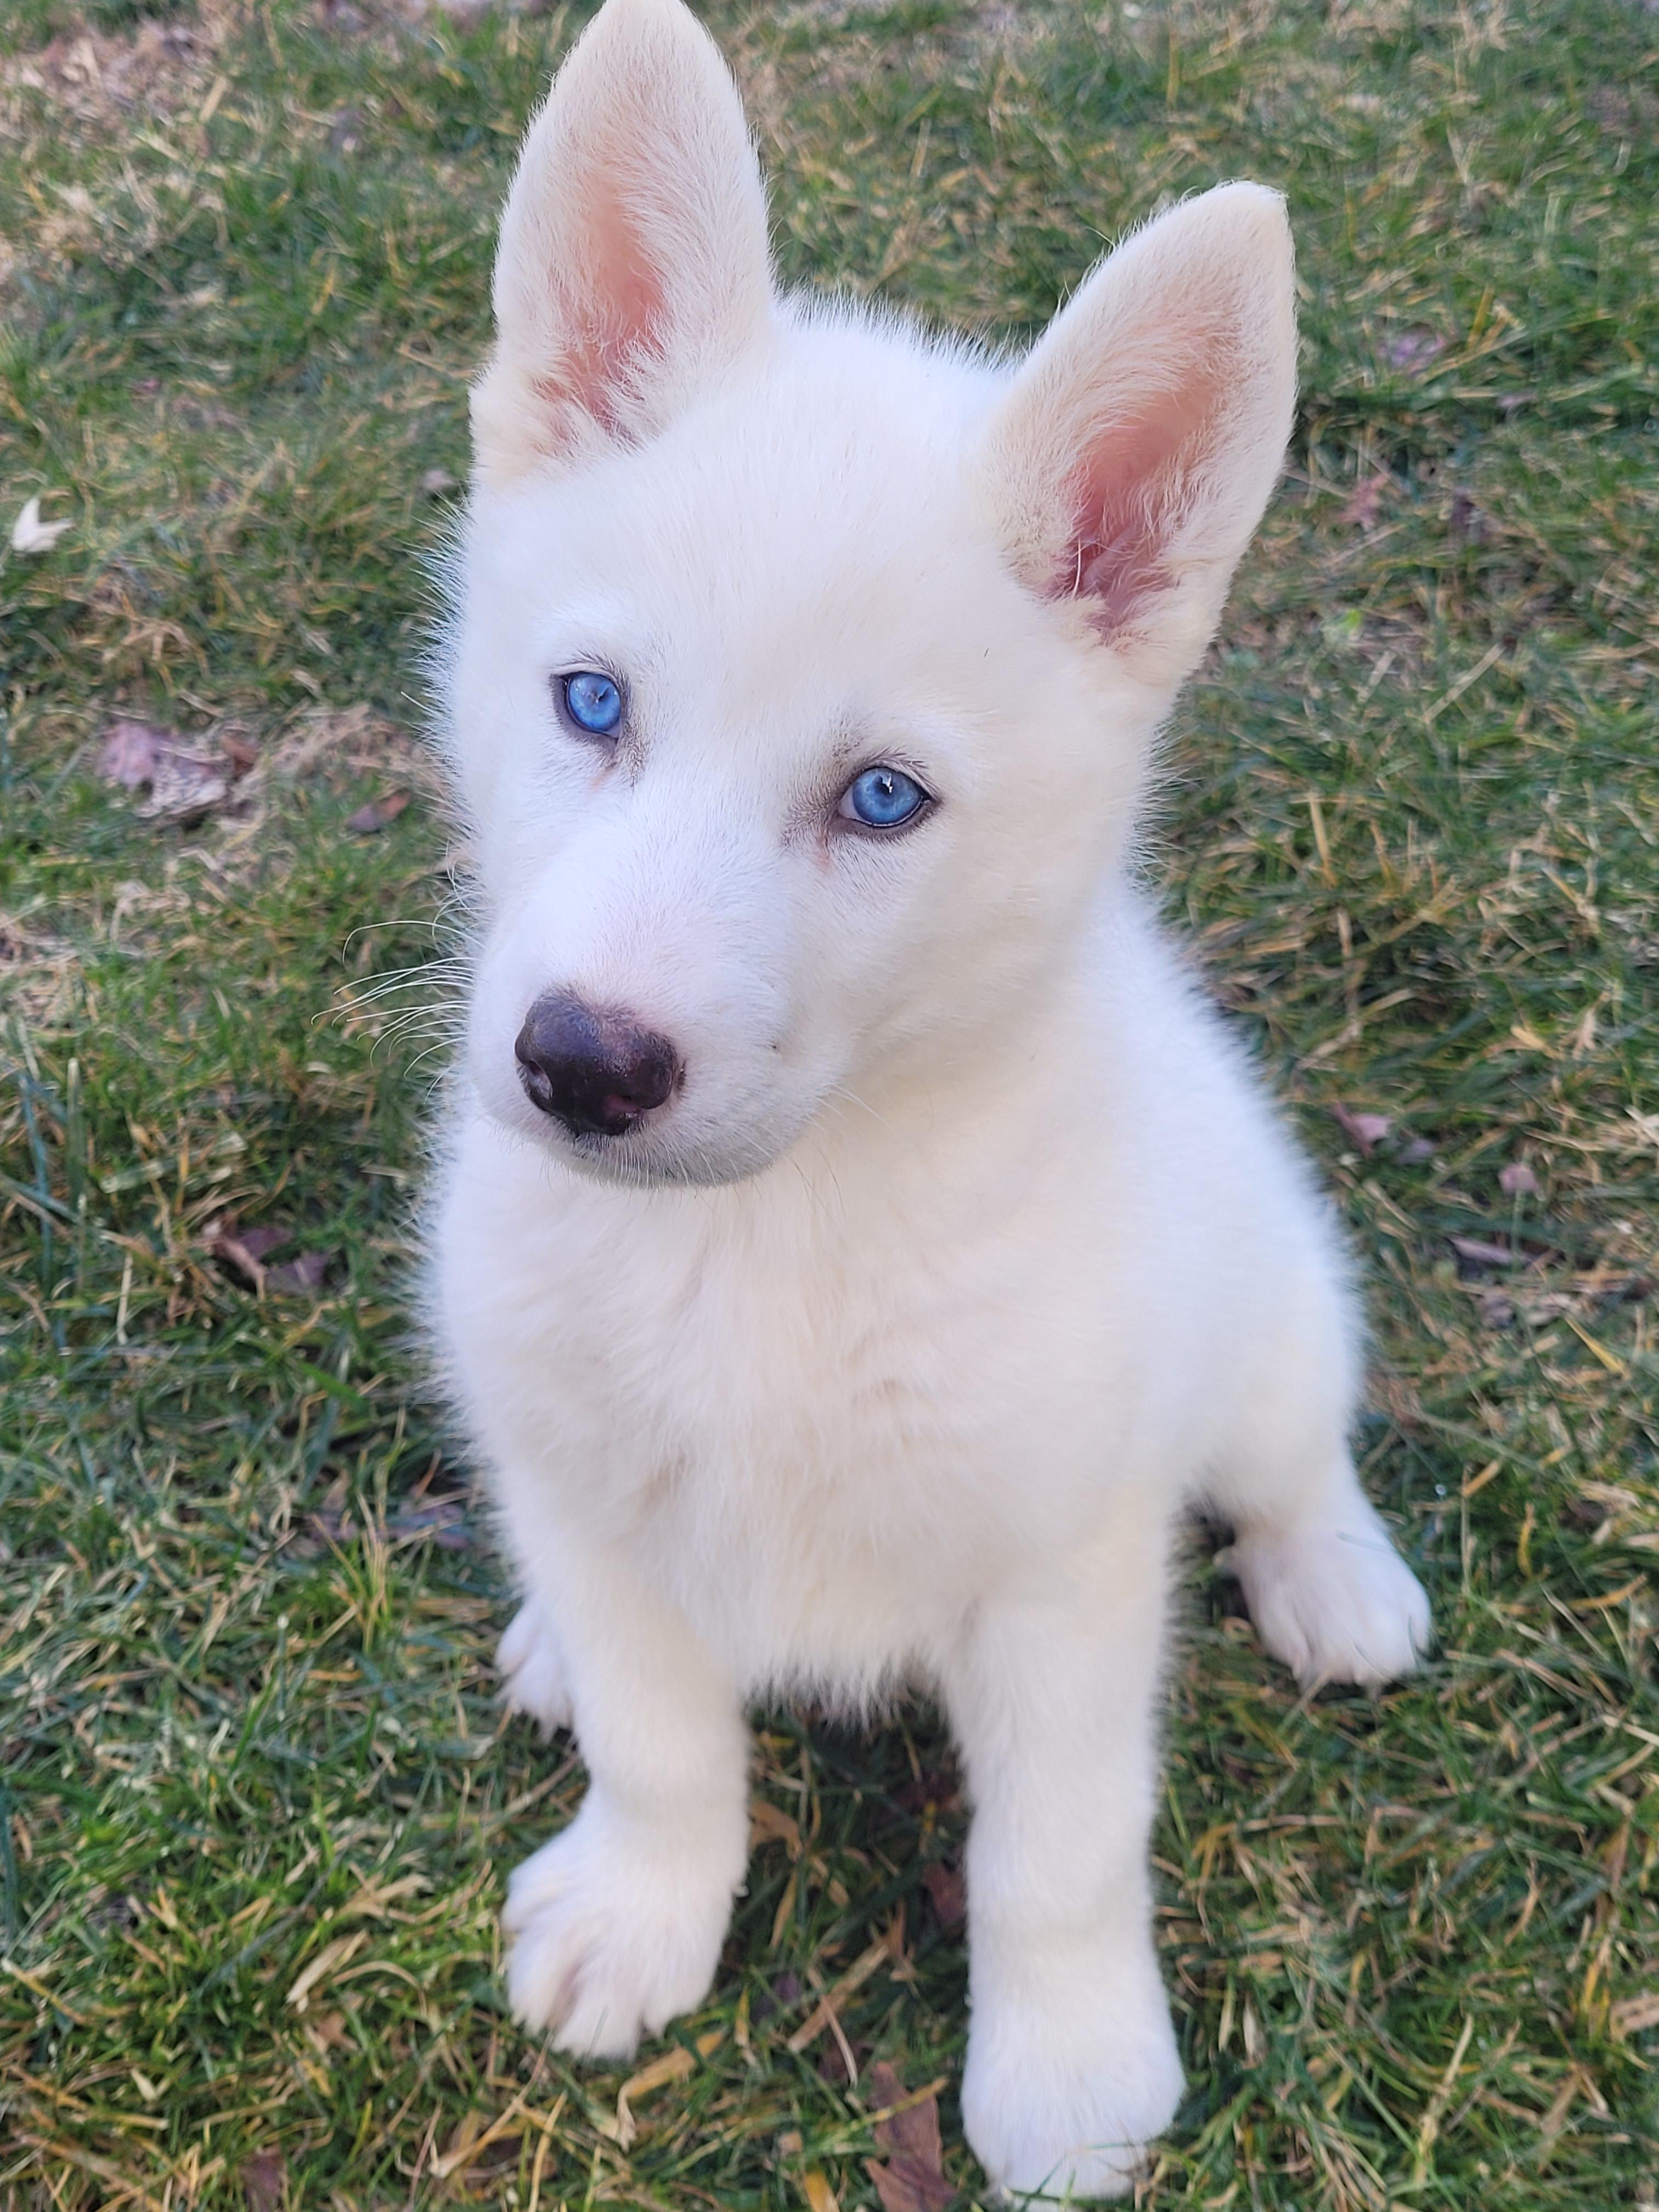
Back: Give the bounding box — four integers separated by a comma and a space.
267, 1250, 330, 1296
346, 788, 412, 834
306, 1497, 470, 1552
1333, 1104, 1392, 1155
763, 1968, 803, 2016
819, 2029, 865, 2085
140, 751, 233, 824
892, 1762, 960, 1817
303, 2010, 349, 2056
750, 1800, 803, 1857
1499, 1160, 1539, 1197
865, 2063, 952, 2212
99, 719, 170, 789
98, 716, 250, 825
210, 1221, 292, 1291
802, 2174, 840, 2212
1449, 488, 1489, 546
390, 1498, 470, 1549
1385, 328, 1446, 373
1396, 1134, 1436, 1165
9, 495, 72, 555
420, 465, 459, 496
230, 1226, 292, 1263
241, 2148, 286, 2212
1450, 1234, 1514, 1273
920, 1860, 966, 1931
1340, 472, 1390, 529
219, 725, 261, 775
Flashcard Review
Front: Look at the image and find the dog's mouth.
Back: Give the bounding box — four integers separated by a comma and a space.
557, 1120, 687, 1186
535, 1112, 780, 1192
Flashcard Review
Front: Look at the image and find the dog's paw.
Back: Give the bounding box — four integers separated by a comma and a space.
497, 1598, 575, 1735
963, 1943, 1183, 2200
503, 1801, 733, 2058
1222, 1508, 1430, 1689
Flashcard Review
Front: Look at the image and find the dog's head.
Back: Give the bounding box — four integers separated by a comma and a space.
443, 0, 1296, 1186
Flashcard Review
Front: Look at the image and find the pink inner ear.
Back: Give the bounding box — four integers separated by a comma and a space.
537, 187, 669, 440
1059, 357, 1226, 641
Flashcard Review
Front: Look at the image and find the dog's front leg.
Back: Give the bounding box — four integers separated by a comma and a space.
501, 1532, 749, 2059
943, 1498, 1183, 2201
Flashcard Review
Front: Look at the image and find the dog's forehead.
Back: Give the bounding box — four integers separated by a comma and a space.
510, 376, 1009, 706
628, 393, 971, 602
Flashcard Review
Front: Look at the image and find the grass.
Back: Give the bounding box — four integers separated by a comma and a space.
1, 0, 1656, 2204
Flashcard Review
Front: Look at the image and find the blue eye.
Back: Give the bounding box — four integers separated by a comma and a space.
561, 669, 623, 736
839, 764, 930, 831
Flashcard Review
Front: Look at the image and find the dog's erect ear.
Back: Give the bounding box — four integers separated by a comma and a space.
976, 183, 1296, 692
472, 0, 772, 486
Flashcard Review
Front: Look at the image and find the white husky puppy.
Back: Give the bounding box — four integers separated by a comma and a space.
429, 0, 1431, 2192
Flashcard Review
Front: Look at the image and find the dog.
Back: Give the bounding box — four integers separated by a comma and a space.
426, 0, 1431, 2192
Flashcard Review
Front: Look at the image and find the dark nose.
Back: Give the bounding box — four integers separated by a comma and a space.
514, 991, 682, 1138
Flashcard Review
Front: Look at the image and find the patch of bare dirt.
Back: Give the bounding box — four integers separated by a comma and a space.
1, 5, 228, 128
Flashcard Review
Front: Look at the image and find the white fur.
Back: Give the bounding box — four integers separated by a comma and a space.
427, 0, 1430, 2193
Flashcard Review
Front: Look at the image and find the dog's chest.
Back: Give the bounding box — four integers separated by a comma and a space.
440, 1124, 1128, 1671
552, 1183, 1045, 1504
574, 1220, 1078, 1669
